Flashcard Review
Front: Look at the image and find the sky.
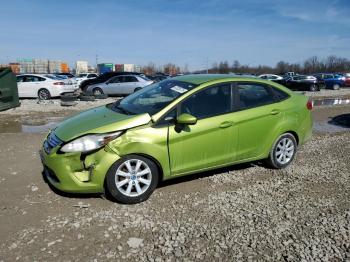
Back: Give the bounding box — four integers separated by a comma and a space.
1, 0, 350, 71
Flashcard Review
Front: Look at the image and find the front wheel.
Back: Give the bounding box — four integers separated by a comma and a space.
38, 89, 51, 100
265, 133, 297, 169
92, 87, 104, 96
333, 84, 340, 90
105, 155, 159, 204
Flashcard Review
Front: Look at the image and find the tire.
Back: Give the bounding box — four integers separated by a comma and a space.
61, 101, 78, 107
134, 87, 142, 92
79, 95, 95, 101
38, 89, 51, 100
333, 84, 340, 90
265, 133, 297, 169
105, 155, 159, 204
309, 84, 318, 92
92, 87, 104, 96
94, 94, 108, 99
61, 93, 78, 102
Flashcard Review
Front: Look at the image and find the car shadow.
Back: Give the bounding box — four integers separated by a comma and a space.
158, 161, 260, 188
42, 161, 264, 201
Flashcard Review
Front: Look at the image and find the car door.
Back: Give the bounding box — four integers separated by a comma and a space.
122, 76, 139, 94
106, 76, 123, 95
16, 75, 26, 97
20, 75, 43, 97
168, 83, 238, 176
232, 82, 284, 160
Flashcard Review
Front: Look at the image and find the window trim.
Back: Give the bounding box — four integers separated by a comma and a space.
154, 82, 235, 127
233, 82, 288, 112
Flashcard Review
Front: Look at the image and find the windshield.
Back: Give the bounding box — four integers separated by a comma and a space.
113, 80, 197, 115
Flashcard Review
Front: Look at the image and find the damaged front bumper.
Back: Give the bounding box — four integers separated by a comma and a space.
40, 145, 120, 194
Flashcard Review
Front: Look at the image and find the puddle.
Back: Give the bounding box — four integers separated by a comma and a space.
312, 98, 350, 107
0, 116, 63, 133
313, 114, 350, 133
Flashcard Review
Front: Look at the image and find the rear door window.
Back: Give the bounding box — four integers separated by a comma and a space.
236, 83, 275, 110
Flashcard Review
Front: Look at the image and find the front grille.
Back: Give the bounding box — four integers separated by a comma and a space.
44, 132, 63, 154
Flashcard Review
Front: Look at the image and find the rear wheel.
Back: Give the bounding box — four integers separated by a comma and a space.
38, 89, 51, 100
333, 84, 340, 90
265, 133, 297, 169
309, 84, 318, 92
105, 155, 159, 204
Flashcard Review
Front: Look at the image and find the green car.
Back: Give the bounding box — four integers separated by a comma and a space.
40, 74, 312, 204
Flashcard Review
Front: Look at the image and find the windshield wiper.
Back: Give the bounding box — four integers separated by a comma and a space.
114, 104, 134, 115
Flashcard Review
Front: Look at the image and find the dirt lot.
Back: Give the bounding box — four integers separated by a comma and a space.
0, 98, 349, 261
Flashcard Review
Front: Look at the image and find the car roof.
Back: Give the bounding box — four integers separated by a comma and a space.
171, 74, 257, 85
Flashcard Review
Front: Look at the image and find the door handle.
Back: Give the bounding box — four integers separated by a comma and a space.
219, 121, 234, 128
270, 109, 280, 115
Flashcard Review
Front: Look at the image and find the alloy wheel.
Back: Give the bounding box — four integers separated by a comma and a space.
38, 89, 50, 100
275, 137, 295, 165
114, 159, 152, 197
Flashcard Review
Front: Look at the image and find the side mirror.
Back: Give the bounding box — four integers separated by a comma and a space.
176, 113, 197, 125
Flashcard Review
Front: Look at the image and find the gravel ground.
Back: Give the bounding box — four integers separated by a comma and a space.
0, 104, 349, 261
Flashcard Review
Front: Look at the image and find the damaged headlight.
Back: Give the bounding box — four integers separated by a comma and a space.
60, 131, 122, 153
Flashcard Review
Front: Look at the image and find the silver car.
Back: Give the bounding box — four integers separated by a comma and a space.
87, 75, 153, 96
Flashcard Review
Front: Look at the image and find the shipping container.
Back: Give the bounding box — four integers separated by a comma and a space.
98, 63, 114, 74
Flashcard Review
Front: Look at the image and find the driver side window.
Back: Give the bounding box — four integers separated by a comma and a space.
179, 83, 232, 120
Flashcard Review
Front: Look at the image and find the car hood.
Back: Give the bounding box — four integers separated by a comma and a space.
54, 105, 152, 141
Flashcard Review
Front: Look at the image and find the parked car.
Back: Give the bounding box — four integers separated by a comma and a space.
16, 74, 78, 100
86, 75, 153, 96
56, 73, 76, 79
273, 75, 324, 91
75, 73, 98, 87
313, 73, 346, 90
258, 74, 283, 81
80, 72, 142, 92
342, 73, 350, 87
54, 74, 79, 89
40, 74, 312, 204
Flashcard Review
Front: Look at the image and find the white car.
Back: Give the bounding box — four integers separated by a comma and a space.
75, 73, 98, 87
258, 74, 283, 81
86, 75, 153, 96
16, 74, 79, 100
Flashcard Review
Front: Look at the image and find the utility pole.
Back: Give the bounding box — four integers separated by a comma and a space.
206, 57, 209, 74
95, 54, 98, 73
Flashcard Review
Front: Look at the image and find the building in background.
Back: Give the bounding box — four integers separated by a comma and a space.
17, 58, 34, 73
123, 64, 134, 72
114, 64, 139, 72
97, 63, 114, 74
76, 61, 88, 75
115, 64, 123, 72
61, 63, 69, 73
134, 65, 141, 73
9, 63, 20, 74
15, 58, 69, 74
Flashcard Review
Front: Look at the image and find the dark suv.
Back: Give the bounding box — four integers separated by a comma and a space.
313, 73, 346, 90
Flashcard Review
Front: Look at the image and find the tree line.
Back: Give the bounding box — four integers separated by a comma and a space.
141, 55, 350, 75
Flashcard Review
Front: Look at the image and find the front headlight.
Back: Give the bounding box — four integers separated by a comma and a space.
60, 131, 122, 153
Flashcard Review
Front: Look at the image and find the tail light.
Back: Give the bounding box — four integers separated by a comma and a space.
306, 98, 313, 110
53, 82, 65, 85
